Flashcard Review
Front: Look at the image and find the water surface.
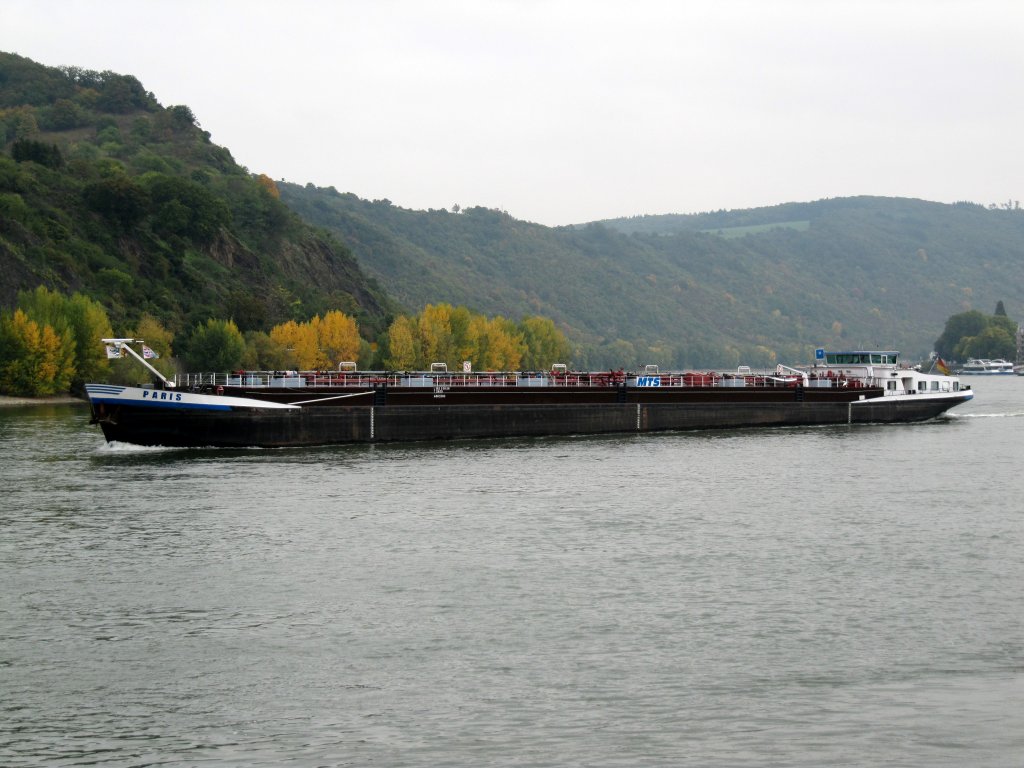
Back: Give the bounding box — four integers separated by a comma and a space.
2, 381, 1022, 766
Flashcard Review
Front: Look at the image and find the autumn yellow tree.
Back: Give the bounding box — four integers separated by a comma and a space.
478, 316, 524, 370
269, 319, 318, 369
418, 303, 454, 365
379, 306, 570, 372
269, 311, 362, 369
385, 315, 419, 369
16, 286, 117, 386
0, 310, 75, 395
314, 310, 360, 368
255, 173, 280, 198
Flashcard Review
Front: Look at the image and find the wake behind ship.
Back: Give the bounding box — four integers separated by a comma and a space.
85, 341, 974, 448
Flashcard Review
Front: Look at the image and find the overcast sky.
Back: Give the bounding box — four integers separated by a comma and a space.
4, 0, 1023, 225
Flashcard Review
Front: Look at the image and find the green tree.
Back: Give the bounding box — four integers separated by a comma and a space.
11, 139, 63, 168
83, 175, 149, 227
241, 331, 290, 370
12, 107, 38, 139
935, 310, 989, 359
65, 292, 114, 384
184, 319, 245, 371
519, 316, 571, 369
130, 314, 175, 380
142, 174, 231, 242
48, 98, 83, 129
960, 325, 1015, 360
95, 73, 152, 113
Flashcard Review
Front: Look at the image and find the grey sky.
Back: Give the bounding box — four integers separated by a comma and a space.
4, 0, 1023, 225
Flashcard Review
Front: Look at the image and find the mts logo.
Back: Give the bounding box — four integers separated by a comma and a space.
636, 376, 661, 387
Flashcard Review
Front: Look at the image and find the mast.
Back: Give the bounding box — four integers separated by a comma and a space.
103, 338, 174, 387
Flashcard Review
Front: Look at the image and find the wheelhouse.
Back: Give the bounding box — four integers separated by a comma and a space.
821, 351, 899, 366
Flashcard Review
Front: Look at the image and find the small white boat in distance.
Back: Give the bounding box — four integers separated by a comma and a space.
958, 358, 1014, 375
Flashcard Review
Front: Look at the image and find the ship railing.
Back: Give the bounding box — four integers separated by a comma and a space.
174, 370, 867, 390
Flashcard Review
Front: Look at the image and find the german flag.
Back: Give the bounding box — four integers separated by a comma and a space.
935, 356, 951, 375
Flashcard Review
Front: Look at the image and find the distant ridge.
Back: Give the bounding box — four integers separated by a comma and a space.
279, 186, 1024, 367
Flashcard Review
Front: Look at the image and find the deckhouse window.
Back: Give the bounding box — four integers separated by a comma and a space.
824, 352, 897, 365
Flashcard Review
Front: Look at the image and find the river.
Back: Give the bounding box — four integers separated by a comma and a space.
1, 378, 1022, 766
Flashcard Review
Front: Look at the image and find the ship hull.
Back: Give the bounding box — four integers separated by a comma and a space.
89, 387, 971, 448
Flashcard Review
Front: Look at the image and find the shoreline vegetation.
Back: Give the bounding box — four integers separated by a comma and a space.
0, 394, 85, 407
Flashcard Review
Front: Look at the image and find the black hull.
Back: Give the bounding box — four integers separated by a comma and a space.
93, 395, 968, 448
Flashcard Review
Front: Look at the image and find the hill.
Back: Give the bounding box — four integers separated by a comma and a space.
6, 50, 1023, 370
279, 185, 1024, 367
0, 52, 394, 339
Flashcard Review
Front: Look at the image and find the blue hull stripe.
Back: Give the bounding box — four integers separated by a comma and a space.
88, 396, 234, 412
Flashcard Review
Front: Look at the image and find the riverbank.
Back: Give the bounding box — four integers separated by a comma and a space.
0, 394, 86, 407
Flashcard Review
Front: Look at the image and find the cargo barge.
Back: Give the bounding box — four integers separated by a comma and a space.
86, 341, 973, 448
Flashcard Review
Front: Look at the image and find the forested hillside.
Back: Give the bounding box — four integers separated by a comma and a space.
0, 52, 394, 340
280, 185, 1024, 367
5, 49, 1022, 373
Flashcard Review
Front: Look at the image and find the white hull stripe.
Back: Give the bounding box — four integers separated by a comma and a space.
85, 384, 299, 411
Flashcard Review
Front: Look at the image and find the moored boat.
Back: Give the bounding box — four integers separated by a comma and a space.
86, 342, 974, 448
958, 358, 1015, 375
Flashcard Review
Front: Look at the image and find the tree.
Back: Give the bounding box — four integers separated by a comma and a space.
130, 314, 175, 380
49, 98, 83, 130
185, 319, 245, 371
11, 139, 62, 168
314, 310, 361, 368
995, 300, 1007, 317
519, 316, 570, 369
241, 331, 290, 370
83, 175, 149, 227
488, 317, 525, 370
142, 174, 231, 242
11, 107, 38, 139
16, 286, 77, 380
935, 310, 989, 359
0, 310, 75, 395
385, 315, 418, 369
472, 316, 523, 370
16, 287, 116, 387
959, 325, 1015, 360
95, 73, 152, 113
255, 174, 280, 199
65, 292, 114, 384
418, 304, 454, 365
269, 319, 318, 369
167, 104, 197, 130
